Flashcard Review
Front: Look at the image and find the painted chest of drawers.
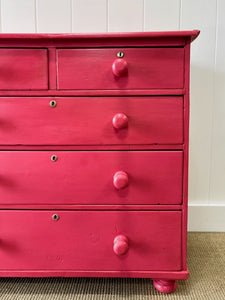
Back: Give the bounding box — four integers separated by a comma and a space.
0, 31, 199, 294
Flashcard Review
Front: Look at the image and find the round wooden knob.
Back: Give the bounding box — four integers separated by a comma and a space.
112, 58, 128, 77
113, 235, 129, 255
113, 171, 129, 190
112, 113, 128, 129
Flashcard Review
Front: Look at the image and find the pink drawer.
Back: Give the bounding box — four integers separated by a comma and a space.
57, 48, 184, 90
0, 96, 183, 145
0, 151, 183, 205
0, 49, 48, 90
0, 210, 182, 271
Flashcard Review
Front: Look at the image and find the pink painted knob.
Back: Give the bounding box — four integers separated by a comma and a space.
112, 58, 128, 77
112, 113, 128, 129
113, 171, 129, 190
113, 235, 129, 255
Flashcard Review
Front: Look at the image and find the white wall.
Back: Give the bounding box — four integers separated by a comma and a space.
0, 0, 224, 231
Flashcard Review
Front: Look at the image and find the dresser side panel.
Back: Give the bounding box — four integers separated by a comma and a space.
182, 40, 191, 271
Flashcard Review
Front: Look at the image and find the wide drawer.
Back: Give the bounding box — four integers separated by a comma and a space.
0, 210, 182, 271
0, 96, 183, 145
0, 49, 48, 90
0, 151, 183, 205
57, 48, 184, 90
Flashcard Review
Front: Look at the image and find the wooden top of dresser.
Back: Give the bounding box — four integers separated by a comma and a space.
0, 30, 200, 47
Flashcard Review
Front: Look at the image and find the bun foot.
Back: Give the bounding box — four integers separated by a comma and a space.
153, 279, 177, 294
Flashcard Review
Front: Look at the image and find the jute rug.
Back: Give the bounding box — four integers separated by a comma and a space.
0, 233, 224, 300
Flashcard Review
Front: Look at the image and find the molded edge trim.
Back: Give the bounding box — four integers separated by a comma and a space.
0, 30, 200, 42
0, 270, 189, 279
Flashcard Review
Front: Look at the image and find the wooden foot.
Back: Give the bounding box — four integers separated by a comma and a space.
153, 279, 177, 294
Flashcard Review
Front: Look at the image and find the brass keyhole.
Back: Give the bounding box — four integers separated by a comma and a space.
50, 100, 57, 107
52, 214, 59, 221
117, 51, 124, 58
51, 155, 58, 162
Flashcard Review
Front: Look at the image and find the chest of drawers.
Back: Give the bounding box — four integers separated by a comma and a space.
0, 31, 199, 294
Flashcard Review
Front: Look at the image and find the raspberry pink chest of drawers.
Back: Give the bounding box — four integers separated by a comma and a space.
0, 31, 199, 294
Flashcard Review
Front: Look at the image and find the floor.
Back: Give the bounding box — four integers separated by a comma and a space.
0, 233, 224, 300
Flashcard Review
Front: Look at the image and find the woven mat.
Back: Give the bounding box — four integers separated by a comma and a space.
0, 233, 224, 300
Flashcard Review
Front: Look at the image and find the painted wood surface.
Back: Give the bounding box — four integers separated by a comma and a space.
0, 49, 48, 90
0, 31, 198, 292
0, 96, 183, 145
57, 48, 184, 90
0, 32, 195, 47
0, 151, 183, 205
0, 32, 196, 290
0, 210, 182, 271
0, 2, 224, 231
153, 279, 178, 294
0, 270, 189, 279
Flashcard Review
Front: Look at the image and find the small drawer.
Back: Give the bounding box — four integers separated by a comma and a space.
0, 151, 183, 205
0, 96, 183, 145
0, 49, 48, 90
57, 48, 184, 90
0, 210, 182, 271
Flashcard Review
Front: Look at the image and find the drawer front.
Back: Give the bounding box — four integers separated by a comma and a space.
0, 96, 183, 145
0, 210, 182, 271
0, 49, 48, 90
57, 48, 184, 90
0, 151, 183, 205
